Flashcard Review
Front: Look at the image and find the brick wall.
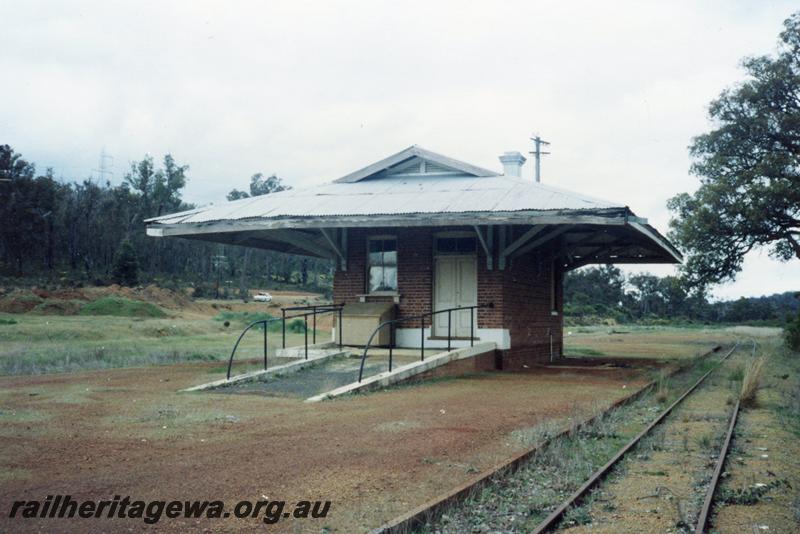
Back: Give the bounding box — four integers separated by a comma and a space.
396, 228, 434, 325
331, 225, 564, 367
497, 250, 564, 370
333, 226, 504, 329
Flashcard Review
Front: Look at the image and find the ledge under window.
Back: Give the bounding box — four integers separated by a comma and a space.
357, 292, 401, 304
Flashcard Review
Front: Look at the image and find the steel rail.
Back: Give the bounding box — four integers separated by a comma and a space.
694, 399, 740, 533
694, 338, 756, 533
531, 341, 740, 534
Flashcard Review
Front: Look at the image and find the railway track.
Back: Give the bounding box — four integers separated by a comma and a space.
531, 341, 751, 533
694, 338, 757, 534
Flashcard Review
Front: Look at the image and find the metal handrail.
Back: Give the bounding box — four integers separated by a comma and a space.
281, 303, 344, 349
357, 303, 493, 382
226, 303, 344, 379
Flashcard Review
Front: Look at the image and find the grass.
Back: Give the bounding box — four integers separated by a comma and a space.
80, 297, 167, 318
212, 311, 308, 333
711, 337, 800, 532
562, 502, 593, 526
564, 325, 731, 361
727, 365, 745, 382
0, 318, 17, 325
765, 342, 800, 436
697, 434, 712, 449
0, 313, 316, 376
740, 355, 766, 407
566, 347, 607, 357
214, 310, 275, 325
718, 479, 788, 505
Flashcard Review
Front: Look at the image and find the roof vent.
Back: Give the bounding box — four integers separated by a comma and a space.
498, 151, 526, 178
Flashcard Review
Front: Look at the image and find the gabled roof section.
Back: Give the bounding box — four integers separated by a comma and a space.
334, 145, 500, 183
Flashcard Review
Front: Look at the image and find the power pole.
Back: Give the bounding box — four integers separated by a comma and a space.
529, 134, 550, 182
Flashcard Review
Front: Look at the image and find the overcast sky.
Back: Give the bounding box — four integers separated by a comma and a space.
3, 0, 798, 299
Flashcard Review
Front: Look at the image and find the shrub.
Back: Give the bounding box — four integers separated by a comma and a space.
80, 297, 166, 318
111, 240, 139, 287
785, 311, 800, 352
191, 283, 216, 299
286, 318, 307, 333
214, 310, 273, 324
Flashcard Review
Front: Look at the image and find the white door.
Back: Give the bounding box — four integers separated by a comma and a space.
434, 256, 477, 337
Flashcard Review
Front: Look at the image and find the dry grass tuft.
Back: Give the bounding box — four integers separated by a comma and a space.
740, 355, 766, 407
655, 372, 669, 403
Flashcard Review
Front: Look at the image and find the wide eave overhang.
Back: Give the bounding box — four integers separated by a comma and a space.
146, 207, 682, 268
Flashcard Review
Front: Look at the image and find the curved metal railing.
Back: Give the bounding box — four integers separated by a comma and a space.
357, 303, 493, 382
226, 303, 344, 379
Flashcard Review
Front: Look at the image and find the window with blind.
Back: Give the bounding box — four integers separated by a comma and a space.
368, 237, 397, 293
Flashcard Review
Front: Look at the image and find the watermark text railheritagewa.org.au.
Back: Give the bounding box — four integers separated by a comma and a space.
8, 495, 331, 525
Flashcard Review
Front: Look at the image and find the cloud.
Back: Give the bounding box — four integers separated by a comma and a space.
2, 0, 797, 298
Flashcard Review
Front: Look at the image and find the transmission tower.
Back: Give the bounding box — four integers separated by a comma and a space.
92, 148, 114, 183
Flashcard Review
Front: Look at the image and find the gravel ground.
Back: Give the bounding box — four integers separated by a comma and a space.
216, 350, 439, 398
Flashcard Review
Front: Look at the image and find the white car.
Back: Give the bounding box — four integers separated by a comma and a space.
253, 292, 273, 303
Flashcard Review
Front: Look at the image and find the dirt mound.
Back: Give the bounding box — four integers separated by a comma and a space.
32, 299, 83, 316
0, 284, 325, 317
32, 288, 92, 301
85, 284, 191, 310
140, 284, 192, 309
0, 285, 190, 315
0, 290, 44, 313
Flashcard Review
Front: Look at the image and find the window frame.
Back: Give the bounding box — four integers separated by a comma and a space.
433, 231, 478, 256
366, 235, 398, 295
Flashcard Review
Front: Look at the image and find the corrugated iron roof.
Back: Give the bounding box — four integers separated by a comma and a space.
145, 146, 682, 264
147, 174, 625, 225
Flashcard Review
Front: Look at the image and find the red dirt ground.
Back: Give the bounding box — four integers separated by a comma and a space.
0, 361, 651, 532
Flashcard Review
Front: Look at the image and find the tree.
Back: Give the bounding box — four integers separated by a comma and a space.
628, 274, 662, 317
786, 311, 800, 351
785, 292, 800, 350
153, 154, 188, 216
668, 12, 800, 288
0, 144, 35, 181
563, 265, 629, 319
226, 189, 249, 201
227, 172, 290, 201
0, 146, 58, 273
124, 155, 157, 216
0, 146, 335, 292
111, 239, 139, 286
125, 154, 188, 218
